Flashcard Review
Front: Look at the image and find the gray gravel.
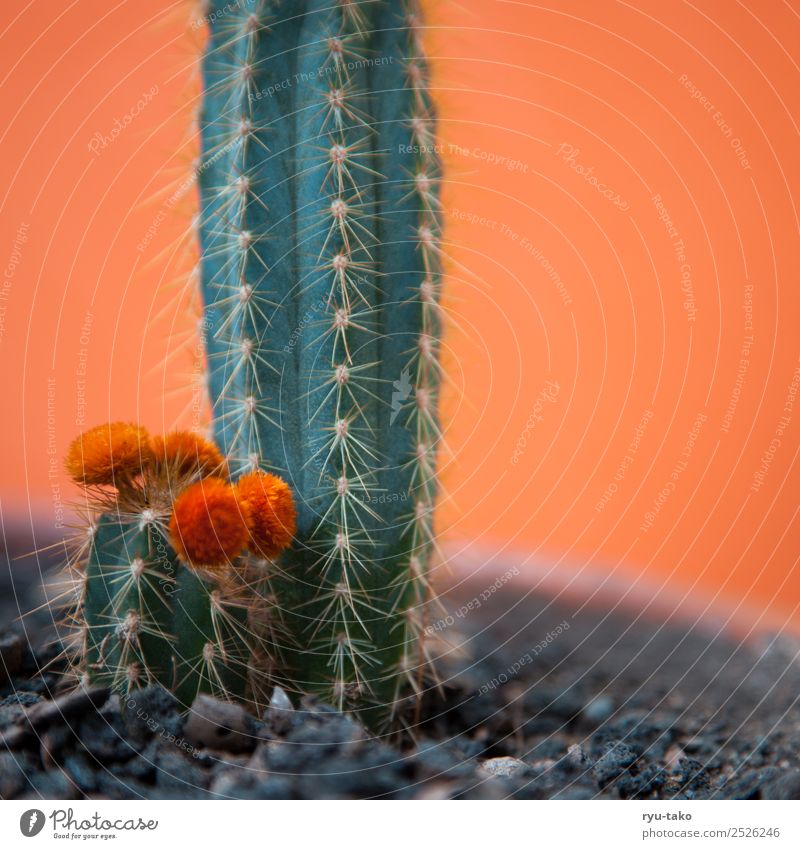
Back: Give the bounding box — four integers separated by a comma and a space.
1, 579, 799, 799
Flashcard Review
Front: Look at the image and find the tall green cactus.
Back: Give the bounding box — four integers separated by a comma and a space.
198, 0, 442, 727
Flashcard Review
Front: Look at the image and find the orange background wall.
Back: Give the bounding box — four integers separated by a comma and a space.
1, 1, 799, 632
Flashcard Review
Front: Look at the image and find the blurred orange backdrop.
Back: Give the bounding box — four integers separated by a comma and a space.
1, 1, 799, 633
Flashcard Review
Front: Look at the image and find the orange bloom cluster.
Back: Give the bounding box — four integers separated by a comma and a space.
65, 422, 153, 486
65, 423, 225, 489
65, 422, 297, 573
152, 430, 226, 478
169, 477, 251, 571
170, 471, 297, 568
236, 470, 297, 558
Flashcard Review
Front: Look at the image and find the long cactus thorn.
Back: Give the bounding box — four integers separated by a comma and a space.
327, 87, 345, 110
408, 555, 424, 580
332, 252, 349, 274
406, 60, 424, 86
406, 10, 422, 30
125, 663, 142, 689
339, 0, 370, 33
116, 610, 140, 644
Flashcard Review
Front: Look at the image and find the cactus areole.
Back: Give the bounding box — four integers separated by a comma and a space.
198, 0, 442, 727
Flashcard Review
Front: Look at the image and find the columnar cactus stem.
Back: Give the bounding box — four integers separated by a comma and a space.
198, 0, 443, 728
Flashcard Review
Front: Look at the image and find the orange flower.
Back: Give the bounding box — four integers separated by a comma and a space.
236, 470, 297, 558
152, 430, 226, 478
65, 422, 153, 486
169, 477, 250, 570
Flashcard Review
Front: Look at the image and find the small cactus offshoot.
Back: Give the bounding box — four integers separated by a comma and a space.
64, 422, 295, 707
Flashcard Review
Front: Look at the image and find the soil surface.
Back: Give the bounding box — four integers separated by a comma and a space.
2, 541, 799, 799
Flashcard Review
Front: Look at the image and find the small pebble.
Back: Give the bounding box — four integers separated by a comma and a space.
583, 694, 614, 724
264, 686, 294, 734
567, 744, 585, 766
664, 745, 686, 772
478, 756, 527, 778
40, 725, 72, 771
0, 725, 34, 749
184, 694, 259, 754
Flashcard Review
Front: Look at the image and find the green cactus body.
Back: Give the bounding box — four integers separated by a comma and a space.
198, 0, 442, 727
81, 508, 251, 707
83, 515, 177, 693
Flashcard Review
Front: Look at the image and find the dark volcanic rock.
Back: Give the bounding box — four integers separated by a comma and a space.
24, 685, 109, 731
0, 750, 35, 797
0, 633, 25, 684
762, 770, 800, 800
121, 686, 184, 744
593, 741, 638, 787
